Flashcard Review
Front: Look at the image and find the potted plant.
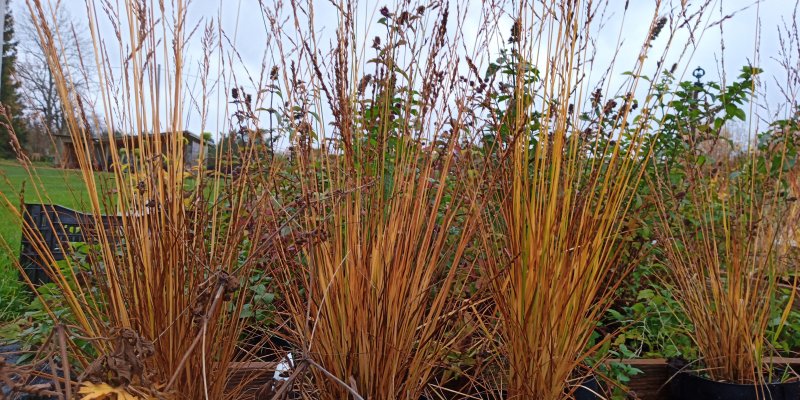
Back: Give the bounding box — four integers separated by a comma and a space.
267, 5, 486, 399
470, 5, 689, 398
653, 75, 800, 399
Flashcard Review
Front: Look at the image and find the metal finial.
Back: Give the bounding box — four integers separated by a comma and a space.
693, 66, 705, 86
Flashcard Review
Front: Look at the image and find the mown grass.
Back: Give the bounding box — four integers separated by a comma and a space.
0, 159, 98, 261
0, 158, 203, 273
0, 159, 100, 320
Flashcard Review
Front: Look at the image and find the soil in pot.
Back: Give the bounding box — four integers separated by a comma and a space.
667, 360, 800, 400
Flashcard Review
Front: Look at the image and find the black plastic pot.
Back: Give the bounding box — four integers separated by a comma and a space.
573, 375, 600, 399
668, 367, 800, 400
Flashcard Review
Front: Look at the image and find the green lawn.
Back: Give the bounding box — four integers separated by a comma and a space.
0, 159, 99, 319
0, 160, 100, 259
0, 160, 201, 320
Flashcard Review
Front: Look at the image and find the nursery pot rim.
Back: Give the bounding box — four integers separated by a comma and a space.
667, 361, 800, 387
667, 361, 800, 400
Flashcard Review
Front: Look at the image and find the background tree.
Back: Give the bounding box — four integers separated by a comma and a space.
0, 0, 26, 158
16, 3, 93, 156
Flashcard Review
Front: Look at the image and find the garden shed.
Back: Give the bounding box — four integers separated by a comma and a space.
53, 130, 211, 170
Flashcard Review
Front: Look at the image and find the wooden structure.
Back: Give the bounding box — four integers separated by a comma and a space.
52, 131, 211, 171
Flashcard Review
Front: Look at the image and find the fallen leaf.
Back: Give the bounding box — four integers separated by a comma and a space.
78, 382, 139, 400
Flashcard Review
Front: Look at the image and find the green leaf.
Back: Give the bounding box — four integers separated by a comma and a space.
637, 289, 655, 300
252, 284, 267, 295
695, 155, 707, 167
240, 304, 254, 318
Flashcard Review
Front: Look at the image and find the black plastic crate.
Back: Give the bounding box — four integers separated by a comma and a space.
19, 203, 121, 285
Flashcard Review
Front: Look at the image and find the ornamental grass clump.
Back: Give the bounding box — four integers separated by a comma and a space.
0, 0, 285, 398
652, 75, 799, 384
264, 1, 482, 399
654, 150, 797, 384
471, 0, 719, 398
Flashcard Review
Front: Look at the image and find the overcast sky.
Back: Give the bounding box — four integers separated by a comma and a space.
13, 0, 799, 141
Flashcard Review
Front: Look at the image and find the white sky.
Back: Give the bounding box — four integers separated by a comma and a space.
14, 0, 800, 141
